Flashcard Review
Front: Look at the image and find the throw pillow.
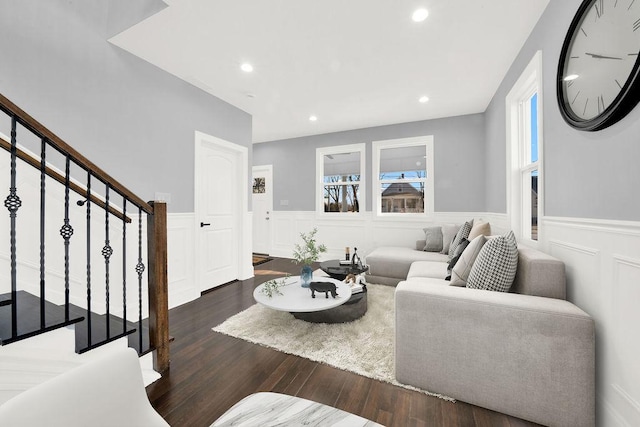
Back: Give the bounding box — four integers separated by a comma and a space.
445, 238, 469, 280
450, 235, 487, 286
440, 224, 459, 254
448, 220, 473, 259
422, 226, 443, 252
467, 231, 518, 292
468, 220, 491, 241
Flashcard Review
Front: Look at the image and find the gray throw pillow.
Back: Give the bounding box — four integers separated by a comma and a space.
467, 231, 518, 292
450, 235, 487, 286
448, 220, 473, 259
423, 226, 443, 252
440, 224, 459, 254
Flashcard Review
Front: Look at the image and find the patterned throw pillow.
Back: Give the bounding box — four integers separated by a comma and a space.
445, 238, 470, 280
448, 220, 473, 259
466, 231, 518, 292
423, 226, 443, 252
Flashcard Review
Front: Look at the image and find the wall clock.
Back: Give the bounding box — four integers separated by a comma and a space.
557, 0, 640, 131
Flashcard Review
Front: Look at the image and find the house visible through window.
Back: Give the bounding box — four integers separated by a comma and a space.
373, 136, 434, 217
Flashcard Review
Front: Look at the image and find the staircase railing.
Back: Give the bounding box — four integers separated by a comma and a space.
0, 93, 169, 372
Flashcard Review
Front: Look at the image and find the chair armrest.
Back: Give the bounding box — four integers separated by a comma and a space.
0, 348, 168, 427
395, 281, 595, 427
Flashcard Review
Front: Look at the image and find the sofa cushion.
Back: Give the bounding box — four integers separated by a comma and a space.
467, 231, 518, 292
422, 226, 443, 252
468, 220, 491, 240
440, 224, 459, 254
450, 235, 487, 287
407, 261, 448, 280
365, 247, 449, 282
448, 220, 473, 258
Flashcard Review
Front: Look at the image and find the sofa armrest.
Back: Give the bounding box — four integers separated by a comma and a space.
0, 348, 168, 427
395, 281, 595, 427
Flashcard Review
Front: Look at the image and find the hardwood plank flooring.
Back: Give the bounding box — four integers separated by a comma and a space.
146, 257, 542, 427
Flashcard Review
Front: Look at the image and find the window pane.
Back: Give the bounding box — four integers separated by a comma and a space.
530, 169, 538, 241
324, 184, 360, 212
379, 146, 426, 180
380, 183, 424, 213
324, 152, 360, 177
530, 93, 538, 163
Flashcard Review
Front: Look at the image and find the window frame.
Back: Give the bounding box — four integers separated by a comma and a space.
315, 143, 366, 216
506, 50, 543, 244
372, 135, 435, 219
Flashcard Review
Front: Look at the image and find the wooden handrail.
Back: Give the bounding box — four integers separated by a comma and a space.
0, 136, 131, 223
0, 93, 153, 215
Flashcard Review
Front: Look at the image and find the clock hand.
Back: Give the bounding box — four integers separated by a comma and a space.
585, 52, 623, 60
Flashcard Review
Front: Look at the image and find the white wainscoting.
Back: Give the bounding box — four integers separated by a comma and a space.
268, 210, 509, 263
542, 216, 640, 427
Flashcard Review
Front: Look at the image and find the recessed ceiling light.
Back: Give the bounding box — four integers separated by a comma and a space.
240, 63, 253, 73
564, 74, 579, 81
412, 8, 429, 22
309, 115, 318, 122
419, 96, 429, 103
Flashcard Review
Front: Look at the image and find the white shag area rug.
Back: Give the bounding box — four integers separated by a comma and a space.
212, 283, 452, 401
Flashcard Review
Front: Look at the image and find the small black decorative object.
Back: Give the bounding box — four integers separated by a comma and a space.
351, 247, 363, 270
557, 0, 640, 131
309, 281, 338, 299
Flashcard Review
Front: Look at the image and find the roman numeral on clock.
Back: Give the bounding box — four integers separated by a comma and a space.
633, 18, 640, 31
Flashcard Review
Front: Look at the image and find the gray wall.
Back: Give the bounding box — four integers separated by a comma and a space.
484, 0, 640, 221
0, 0, 252, 213
253, 114, 486, 212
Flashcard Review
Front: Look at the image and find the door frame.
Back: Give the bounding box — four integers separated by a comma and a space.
193, 131, 252, 291
252, 164, 273, 255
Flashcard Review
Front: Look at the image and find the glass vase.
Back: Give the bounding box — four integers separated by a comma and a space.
300, 265, 313, 288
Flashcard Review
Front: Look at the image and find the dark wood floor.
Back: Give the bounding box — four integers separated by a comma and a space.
146, 257, 541, 427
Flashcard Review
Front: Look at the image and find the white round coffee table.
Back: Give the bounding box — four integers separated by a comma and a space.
253, 276, 367, 323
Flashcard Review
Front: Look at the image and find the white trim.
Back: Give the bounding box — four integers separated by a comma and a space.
506, 50, 543, 245
315, 143, 366, 218
372, 135, 435, 220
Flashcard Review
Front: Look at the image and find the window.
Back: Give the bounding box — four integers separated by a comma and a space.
373, 136, 434, 217
507, 51, 543, 242
316, 144, 365, 214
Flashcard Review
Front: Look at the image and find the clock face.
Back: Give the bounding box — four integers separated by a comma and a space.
558, 0, 640, 130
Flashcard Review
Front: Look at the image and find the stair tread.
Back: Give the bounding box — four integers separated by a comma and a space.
0, 291, 83, 345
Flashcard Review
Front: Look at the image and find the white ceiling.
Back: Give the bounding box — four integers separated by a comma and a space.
110, 0, 550, 143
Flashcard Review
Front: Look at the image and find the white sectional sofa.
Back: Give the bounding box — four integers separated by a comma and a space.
365, 224, 596, 427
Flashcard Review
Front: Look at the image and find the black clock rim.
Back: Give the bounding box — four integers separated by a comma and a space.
556, 0, 640, 131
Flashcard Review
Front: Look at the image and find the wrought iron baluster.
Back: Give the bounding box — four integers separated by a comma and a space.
122, 199, 127, 335
136, 206, 145, 352
5, 116, 21, 337
39, 137, 47, 329
59, 155, 74, 322
85, 172, 92, 346
102, 185, 113, 338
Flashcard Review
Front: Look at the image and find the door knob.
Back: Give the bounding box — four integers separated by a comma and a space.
200, 222, 211, 227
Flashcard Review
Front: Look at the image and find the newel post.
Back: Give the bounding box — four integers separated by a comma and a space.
147, 201, 170, 372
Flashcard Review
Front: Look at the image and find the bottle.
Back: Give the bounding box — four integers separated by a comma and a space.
345, 247, 350, 261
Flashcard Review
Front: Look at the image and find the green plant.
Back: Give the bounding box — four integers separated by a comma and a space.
292, 228, 327, 266
260, 274, 291, 298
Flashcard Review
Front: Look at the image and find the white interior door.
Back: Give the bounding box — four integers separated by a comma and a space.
252, 165, 272, 255
196, 134, 241, 291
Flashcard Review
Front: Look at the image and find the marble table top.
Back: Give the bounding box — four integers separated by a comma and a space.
253, 275, 351, 313
211, 392, 383, 426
